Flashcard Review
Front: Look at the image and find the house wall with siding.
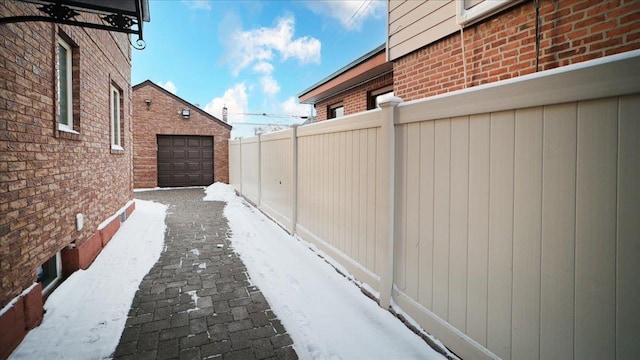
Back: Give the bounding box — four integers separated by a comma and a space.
0, 1, 135, 356
132, 82, 231, 188
390, 0, 640, 101
314, 72, 393, 121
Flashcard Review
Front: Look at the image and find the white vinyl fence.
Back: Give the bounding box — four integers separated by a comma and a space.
229, 51, 640, 360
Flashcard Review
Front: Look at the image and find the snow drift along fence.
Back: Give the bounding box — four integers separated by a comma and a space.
228, 51, 640, 360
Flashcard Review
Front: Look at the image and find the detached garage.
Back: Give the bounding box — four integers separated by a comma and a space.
157, 135, 214, 187
132, 80, 232, 188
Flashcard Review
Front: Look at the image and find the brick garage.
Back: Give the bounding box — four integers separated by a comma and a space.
132, 81, 231, 188
0, 1, 140, 357
394, 0, 640, 101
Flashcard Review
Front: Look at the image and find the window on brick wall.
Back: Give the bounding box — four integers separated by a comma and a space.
367, 85, 394, 110
55, 32, 80, 137
37, 252, 61, 295
110, 84, 123, 150
328, 103, 344, 119
457, 0, 521, 26
56, 36, 74, 132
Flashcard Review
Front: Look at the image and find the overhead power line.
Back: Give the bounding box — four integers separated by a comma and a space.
322, 0, 374, 59
227, 112, 308, 119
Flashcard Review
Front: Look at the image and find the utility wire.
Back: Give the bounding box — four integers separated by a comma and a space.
322, 0, 374, 59
227, 112, 307, 119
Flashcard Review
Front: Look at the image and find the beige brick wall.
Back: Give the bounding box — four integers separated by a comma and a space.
132, 83, 231, 188
1, 1, 134, 307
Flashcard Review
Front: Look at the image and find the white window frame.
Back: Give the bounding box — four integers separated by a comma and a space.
56, 36, 74, 132
328, 103, 344, 119
456, 0, 522, 27
38, 252, 62, 295
110, 85, 123, 150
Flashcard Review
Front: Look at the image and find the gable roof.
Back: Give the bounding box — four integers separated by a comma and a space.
132, 80, 232, 129
297, 43, 393, 105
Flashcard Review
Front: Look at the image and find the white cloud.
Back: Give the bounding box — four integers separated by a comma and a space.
305, 0, 385, 31
204, 83, 248, 124
260, 75, 280, 96
279, 97, 312, 121
253, 61, 274, 74
159, 81, 177, 94
228, 15, 321, 76
183, 0, 211, 11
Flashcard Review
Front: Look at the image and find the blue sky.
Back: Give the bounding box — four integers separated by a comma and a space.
132, 0, 387, 137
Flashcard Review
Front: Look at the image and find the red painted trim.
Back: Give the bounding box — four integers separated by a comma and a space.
0, 284, 43, 360
100, 217, 120, 247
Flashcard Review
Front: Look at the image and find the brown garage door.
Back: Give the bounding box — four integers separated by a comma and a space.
157, 135, 214, 187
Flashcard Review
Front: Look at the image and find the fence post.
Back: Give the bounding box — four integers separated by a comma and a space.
238, 139, 243, 196
257, 134, 262, 207
290, 125, 299, 235
378, 96, 402, 310
238, 138, 244, 196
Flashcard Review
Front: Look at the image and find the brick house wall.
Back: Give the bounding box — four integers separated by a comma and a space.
0, 1, 136, 356
394, 0, 640, 101
314, 72, 393, 121
132, 81, 231, 188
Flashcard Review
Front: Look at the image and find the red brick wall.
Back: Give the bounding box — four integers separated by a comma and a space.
132, 83, 231, 188
314, 72, 393, 121
1, 0, 133, 309
394, 0, 640, 101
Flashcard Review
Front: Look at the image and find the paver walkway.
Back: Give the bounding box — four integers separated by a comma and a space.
113, 189, 298, 360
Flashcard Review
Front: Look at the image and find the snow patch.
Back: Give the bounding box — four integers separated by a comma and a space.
186, 290, 199, 313
205, 182, 444, 359
9, 200, 167, 360
134, 186, 205, 193
203, 182, 237, 202
390, 298, 460, 360
97, 199, 135, 230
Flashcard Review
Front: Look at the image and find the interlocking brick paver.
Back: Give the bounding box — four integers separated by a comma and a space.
179, 347, 201, 360
113, 189, 297, 360
270, 334, 293, 349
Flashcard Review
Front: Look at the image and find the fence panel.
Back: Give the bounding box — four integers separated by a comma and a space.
240, 137, 260, 204
616, 94, 640, 360
296, 111, 384, 289
539, 103, 576, 359
228, 139, 241, 192
259, 129, 293, 230
392, 53, 640, 360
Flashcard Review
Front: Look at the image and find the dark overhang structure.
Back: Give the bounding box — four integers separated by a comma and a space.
0, 0, 150, 49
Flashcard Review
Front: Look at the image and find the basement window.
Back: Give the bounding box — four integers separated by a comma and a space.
37, 252, 62, 295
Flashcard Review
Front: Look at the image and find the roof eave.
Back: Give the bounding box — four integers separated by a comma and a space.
132, 80, 232, 130
298, 43, 388, 101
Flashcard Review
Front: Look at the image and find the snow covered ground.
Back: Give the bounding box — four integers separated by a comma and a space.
204, 183, 445, 360
9, 200, 167, 360
9, 185, 446, 360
